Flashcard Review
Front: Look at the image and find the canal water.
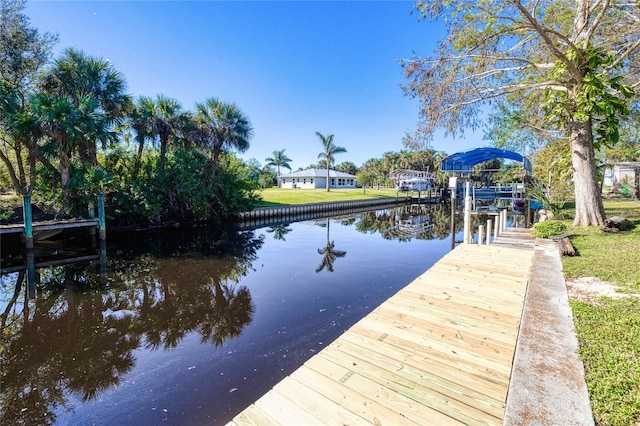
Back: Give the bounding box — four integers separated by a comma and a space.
1, 205, 463, 425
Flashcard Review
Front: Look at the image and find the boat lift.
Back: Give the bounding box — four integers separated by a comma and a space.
390, 169, 435, 203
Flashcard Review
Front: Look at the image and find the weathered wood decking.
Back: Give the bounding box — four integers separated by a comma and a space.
0, 218, 99, 235
228, 230, 534, 425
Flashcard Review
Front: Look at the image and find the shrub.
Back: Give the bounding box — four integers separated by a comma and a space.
531, 220, 567, 238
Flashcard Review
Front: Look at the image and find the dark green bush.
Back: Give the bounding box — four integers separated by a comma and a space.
531, 220, 567, 238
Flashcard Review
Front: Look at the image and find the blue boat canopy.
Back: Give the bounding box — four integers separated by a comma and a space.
440, 147, 532, 173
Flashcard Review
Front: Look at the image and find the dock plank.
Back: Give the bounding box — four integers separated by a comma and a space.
319, 340, 503, 423
229, 230, 534, 425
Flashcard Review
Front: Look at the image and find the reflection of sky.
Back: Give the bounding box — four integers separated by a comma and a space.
48, 212, 453, 425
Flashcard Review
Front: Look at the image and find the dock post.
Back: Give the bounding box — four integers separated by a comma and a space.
478, 225, 484, 245
22, 194, 34, 250
97, 192, 106, 241
449, 190, 456, 250
494, 215, 500, 238
88, 199, 97, 239
463, 181, 471, 244
487, 219, 492, 245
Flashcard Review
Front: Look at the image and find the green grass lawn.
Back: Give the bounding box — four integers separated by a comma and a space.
560, 199, 640, 426
256, 187, 402, 207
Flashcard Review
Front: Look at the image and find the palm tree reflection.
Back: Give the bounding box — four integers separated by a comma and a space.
316, 218, 346, 273
266, 224, 292, 241
0, 228, 262, 424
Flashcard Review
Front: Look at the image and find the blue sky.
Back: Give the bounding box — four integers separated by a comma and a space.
26, 1, 484, 171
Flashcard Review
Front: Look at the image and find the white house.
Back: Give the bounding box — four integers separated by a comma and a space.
278, 168, 357, 189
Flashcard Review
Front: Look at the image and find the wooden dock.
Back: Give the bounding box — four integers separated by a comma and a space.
0, 218, 99, 235
228, 229, 534, 425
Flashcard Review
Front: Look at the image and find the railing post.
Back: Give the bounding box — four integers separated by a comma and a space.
486, 219, 492, 245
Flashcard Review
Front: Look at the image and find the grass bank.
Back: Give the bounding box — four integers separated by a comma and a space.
560, 199, 640, 426
256, 187, 401, 207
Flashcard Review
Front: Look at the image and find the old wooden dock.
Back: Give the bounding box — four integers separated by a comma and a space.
228, 229, 534, 425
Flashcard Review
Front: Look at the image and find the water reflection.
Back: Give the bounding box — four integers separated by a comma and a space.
315, 218, 347, 273
265, 224, 293, 241
0, 228, 263, 425
357, 204, 461, 241
0, 205, 464, 425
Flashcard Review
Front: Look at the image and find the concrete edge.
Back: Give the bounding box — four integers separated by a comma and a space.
503, 238, 594, 425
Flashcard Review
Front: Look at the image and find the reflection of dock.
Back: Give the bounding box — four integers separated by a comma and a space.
1, 253, 100, 274
387, 204, 434, 237
229, 230, 534, 425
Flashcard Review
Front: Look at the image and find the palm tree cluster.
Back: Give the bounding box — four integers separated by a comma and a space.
0, 1, 257, 223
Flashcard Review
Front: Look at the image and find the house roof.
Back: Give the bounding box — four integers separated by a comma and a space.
614, 162, 640, 169
441, 147, 532, 173
279, 168, 356, 179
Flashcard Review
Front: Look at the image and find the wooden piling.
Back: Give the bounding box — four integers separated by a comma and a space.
463, 195, 472, 244
97, 193, 106, 241
22, 194, 34, 250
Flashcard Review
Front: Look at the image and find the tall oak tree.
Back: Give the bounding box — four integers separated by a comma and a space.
403, 0, 639, 226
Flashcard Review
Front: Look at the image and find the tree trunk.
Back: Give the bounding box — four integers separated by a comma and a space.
569, 119, 605, 226
0, 149, 26, 194
326, 165, 330, 192
60, 150, 71, 216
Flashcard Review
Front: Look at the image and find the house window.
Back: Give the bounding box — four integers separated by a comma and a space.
303, 179, 306, 184
311, 179, 314, 184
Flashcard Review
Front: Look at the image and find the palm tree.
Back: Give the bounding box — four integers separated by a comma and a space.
40, 48, 131, 166
35, 48, 130, 214
194, 97, 253, 166
131, 95, 184, 170
264, 149, 292, 187
31, 92, 107, 213
0, 81, 43, 194
316, 131, 346, 192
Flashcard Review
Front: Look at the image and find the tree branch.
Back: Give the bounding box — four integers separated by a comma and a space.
512, 0, 583, 78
